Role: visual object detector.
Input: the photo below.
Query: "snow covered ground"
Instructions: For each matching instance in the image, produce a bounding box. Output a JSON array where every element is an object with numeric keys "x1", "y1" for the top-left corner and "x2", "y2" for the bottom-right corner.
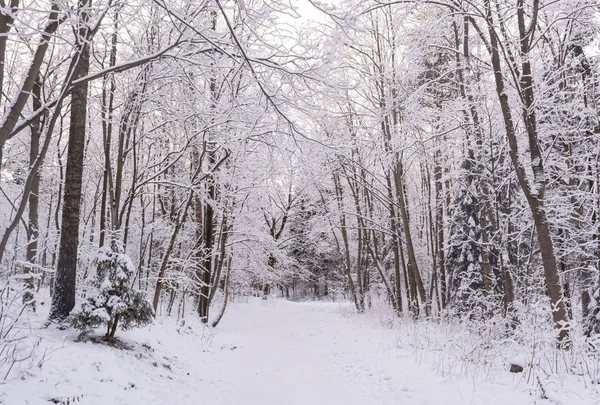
[{"x1": 2, "y1": 298, "x2": 598, "y2": 404}]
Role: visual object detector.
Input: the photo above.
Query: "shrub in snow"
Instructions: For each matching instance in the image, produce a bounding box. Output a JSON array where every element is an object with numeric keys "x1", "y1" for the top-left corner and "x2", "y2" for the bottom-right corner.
[
  {"x1": 70, "y1": 240, "x2": 154, "y2": 340},
  {"x1": 0, "y1": 282, "x2": 45, "y2": 380}
]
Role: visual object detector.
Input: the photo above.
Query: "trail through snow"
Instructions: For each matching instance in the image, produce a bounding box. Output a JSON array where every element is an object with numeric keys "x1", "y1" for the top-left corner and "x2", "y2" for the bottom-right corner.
[
  {"x1": 2, "y1": 299, "x2": 584, "y2": 404},
  {"x1": 191, "y1": 300, "x2": 535, "y2": 405}
]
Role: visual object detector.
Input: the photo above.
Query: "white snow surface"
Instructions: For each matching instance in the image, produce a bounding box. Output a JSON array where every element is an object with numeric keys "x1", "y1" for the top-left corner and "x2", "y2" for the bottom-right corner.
[{"x1": 2, "y1": 298, "x2": 597, "y2": 404}]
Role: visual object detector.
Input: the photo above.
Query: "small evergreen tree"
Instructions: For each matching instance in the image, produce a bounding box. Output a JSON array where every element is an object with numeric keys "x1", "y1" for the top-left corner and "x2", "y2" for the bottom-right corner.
[
  {"x1": 70, "y1": 240, "x2": 154, "y2": 340},
  {"x1": 447, "y1": 159, "x2": 485, "y2": 317}
]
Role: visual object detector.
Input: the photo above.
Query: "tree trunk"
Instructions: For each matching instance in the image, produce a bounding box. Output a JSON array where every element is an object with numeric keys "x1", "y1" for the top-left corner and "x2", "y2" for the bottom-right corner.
[
  {"x1": 99, "y1": 17, "x2": 118, "y2": 247},
  {"x1": 24, "y1": 76, "x2": 42, "y2": 309},
  {"x1": 333, "y1": 171, "x2": 361, "y2": 312},
  {"x1": 394, "y1": 163, "x2": 426, "y2": 314},
  {"x1": 49, "y1": 2, "x2": 91, "y2": 321},
  {"x1": 211, "y1": 256, "x2": 232, "y2": 327},
  {"x1": 197, "y1": 148, "x2": 216, "y2": 323},
  {"x1": 434, "y1": 151, "x2": 446, "y2": 309}
]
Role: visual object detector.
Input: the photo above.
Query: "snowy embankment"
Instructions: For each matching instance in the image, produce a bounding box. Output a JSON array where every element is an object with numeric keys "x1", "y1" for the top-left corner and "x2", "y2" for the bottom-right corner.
[{"x1": 2, "y1": 298, "x2": 598, "y2": 404}]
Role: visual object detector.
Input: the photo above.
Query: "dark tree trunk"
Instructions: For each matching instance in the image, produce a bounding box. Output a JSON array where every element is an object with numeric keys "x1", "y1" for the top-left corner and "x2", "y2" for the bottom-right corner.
[
  {"x1": 394, "y1": 164, "x2": 426, "y2": 315},
  {"x1": 197, "y1": 150, "x2": 216, "y2": 323},
  {"x1": 24, "y1": 76, "x2": 42, "y2": 309},
  {"x1": 49, "y1": 3, "x2": 91, "y2": 321},
  {"x1": 434, "y1": 153, "x2": 446, "y2": 309}
]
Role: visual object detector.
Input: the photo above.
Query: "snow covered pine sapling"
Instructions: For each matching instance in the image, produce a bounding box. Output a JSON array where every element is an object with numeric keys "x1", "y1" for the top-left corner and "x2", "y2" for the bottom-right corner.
[{"x1": 70, "y1": 241, "x2": 154, "y2": 340}]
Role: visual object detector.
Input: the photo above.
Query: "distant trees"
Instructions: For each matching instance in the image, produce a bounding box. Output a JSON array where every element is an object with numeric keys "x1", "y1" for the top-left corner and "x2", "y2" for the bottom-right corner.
[{"x1": 286, "y1": 198, "x2": 345, "y2": 299}]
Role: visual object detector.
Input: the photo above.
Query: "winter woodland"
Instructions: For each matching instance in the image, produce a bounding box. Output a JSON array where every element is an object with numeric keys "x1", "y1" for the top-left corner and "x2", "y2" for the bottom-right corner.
[{"x1": 1, "y1": 0, "x2": 600, "y2": 403}]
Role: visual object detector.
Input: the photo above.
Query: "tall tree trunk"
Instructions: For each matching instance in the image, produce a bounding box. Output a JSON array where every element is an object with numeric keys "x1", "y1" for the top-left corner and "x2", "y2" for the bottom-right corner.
[
  {"x1": 99, "y1": 14, "x2": 118, "y2": 247},
  {"x1": 333, "y1": 171, "x2": 361, "y2": 312},
  {"x1": 197, "y1": 149, "x2": 216, "y2": 323},
  {"x1": 385, "y1": 174, "x2": 404, "y2": 313},
  {"x1": 434, "y1": 149, "x2": 446, "y2": 309},
  {"x1": 394, "y1": 163, "x2": 426, "y2": 314},
  {"x1": 24, "y1": 76, "x2": 43, "y2": 309},
  {"x1": 347, "y1": 171, "x2": 367, "y2": 310},
  {"x1": 49, "y1": 1, "x2": 91, "y2": 321}
]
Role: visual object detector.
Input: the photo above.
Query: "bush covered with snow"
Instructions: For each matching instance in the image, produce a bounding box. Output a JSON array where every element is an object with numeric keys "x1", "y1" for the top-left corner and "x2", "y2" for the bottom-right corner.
[
  {"x1": 70, "y1": 241, "x2": 154, "y2": 340},
  {"x1": 0, "y1": 282, "x2": 46, "y2": 381},
  {"x1": 364, "y1": 294, "x2": 600, "y2": 403}
]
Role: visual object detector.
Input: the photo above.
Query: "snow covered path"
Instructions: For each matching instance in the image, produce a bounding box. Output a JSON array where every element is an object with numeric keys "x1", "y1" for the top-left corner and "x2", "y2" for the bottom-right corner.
[
  {"x1": 192, "y1": 300, "x2": 534, "y2": 405},
  {"x1": 2, "y1": 299, "x2": 578, "y2": 404}
]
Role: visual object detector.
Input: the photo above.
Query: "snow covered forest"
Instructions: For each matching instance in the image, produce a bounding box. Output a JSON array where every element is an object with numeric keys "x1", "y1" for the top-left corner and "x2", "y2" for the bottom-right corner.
[{"x1": 1, "y1": 0, "x2": 600, "y2": 403}]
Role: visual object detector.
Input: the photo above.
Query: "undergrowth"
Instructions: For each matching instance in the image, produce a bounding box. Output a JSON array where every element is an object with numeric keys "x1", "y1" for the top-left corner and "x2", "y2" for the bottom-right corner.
[{"x1": 361, "y1": 296, "x2": 600, "y2": 402}]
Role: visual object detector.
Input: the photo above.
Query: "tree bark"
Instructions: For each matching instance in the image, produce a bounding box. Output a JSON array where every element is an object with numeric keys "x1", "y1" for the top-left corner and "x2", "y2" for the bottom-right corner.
[
  {"x1": 49, "y1": 1, "x2": 91, "y2": 321},
  {"x1": 333, "y1": 171, "x2": 361, "y2": 312},
  {"x1": 197, "y1": 149, "x2": 216, "y2": 323},
  {"x1": 394, "y1": 164, "x2": 426, "y2": 314},
  {"x1": 211, "y1": 256, "x2": 232, "y2": 327},
  {"x1": 434, "y1": 150, "x2": 446, "y2": 309},
  {"x1": 24, "y1": 76, "x2": 42, "y2": 309}
]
